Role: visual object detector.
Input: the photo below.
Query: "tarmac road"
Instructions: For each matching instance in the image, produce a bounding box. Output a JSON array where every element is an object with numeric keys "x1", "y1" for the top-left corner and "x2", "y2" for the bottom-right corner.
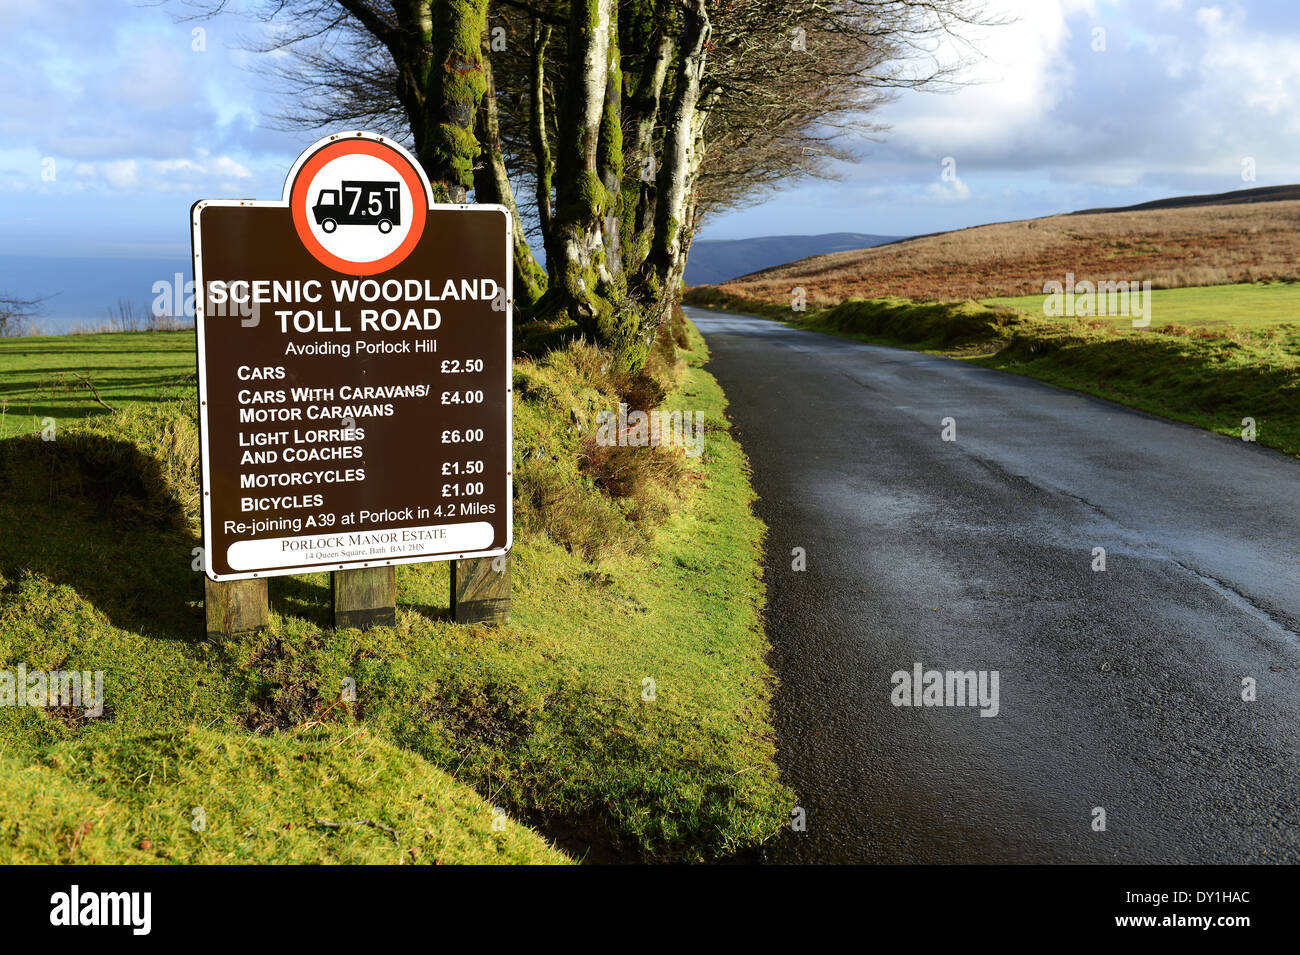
[{"x1": 687, "y1": 306, "x2": 1300, "y2": 864}]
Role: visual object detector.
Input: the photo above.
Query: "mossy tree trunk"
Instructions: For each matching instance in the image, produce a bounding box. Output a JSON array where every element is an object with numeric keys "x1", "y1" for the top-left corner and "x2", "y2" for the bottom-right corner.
[
  {"x1": 474, "y1": 41, "x2": 548, "y2": 311},
  {"x1": 539, "y1": 0, "x2": 711, "y2": 370},
  {"x1": 420, "y1": 0, "x2": 489, "y2": 201},
  {"x1": 638, "y1": 0, "x2": 710, "y2": 343},
  {"x1": 346, "y1": 0, "x2": 547, "y2": 308}
]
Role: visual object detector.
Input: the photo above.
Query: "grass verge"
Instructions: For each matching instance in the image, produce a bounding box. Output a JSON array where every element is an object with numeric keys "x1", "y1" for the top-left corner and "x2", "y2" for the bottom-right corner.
[{"x1": 0, "y1": 315, "x2": 791, "y2": 863}]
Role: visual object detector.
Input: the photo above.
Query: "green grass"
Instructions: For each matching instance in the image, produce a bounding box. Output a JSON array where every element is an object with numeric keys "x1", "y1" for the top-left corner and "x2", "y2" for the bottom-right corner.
[
  {"x1": 0, "y1": 330, "x2": 196, "y2": 440},
  {"x1": 0, "y1": 726, "x2": 568, "y2": 864},
  {"x1": 0, "y1": 321, "x2": 791, "y2": 863},
  {"x1": 983, "y1": 280, "x2": 1300, "y2": 332},
  {"x1": 684, "y1": 287, "x2": 1300, "y2": 458}
]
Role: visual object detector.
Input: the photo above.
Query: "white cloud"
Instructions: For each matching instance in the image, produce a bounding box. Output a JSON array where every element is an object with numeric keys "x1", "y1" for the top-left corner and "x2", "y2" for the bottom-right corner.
[
  {"x1": 210, "y1": 156, "x2": 253, "y2": 180},
  {"x1": 925, "y1": 177, "x2": 972, "y2": 201},
  {"x1": 52, "y1": 154, "x2": 257, "y2": 193},
  {"x1": 832, "y1": 0, "x2": 1300, "y2": 187},
  {"x1": 101, "y1": 159, "x2": 139, "y2": 190},
  {"x1": 1193, "y1": 5, "x2": 1228, "y2": 30},
  {"x1": 878, "y1": 0, "x2": 1089, "y2": 160},
  {"x1": 154, "y1": 159, "x2": 205, "y2": 176},
  {"x1": 1195, "y1": 4, "x2": 1300, "y2": 117}
]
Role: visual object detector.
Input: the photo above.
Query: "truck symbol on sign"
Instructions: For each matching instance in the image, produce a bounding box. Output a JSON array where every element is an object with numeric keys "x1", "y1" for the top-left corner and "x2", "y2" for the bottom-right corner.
[{"x1": 312, "y1": 181, "x2": 401, "y2": 234}]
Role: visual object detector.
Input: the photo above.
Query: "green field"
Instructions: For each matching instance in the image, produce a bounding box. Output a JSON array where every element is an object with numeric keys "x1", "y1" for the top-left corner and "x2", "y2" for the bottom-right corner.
[
  {"x1": 0, "y1": 322, "x2": 791, "y2": 863},
  {"x1": 0, "y1": 330, "x2": 197, "y2": 440},
  {"x1": 983, "y1": 280, "x2": 1300, "y2": 331}
]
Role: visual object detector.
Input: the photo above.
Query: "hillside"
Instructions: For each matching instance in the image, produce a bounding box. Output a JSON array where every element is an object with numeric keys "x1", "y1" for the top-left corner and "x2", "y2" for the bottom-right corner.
[
  {"x1": 683, "y1": 232, "x2": 902, "y2": 286},
  {"x1": 1070, "y1": 183, "x2": 1300, "y2": 214},
  {"x1": 705, "y1": 194, "x2": 1300, "y2": 306}
]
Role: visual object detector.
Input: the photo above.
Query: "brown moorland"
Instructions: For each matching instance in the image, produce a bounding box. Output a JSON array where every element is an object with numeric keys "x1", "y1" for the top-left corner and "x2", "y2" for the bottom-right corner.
[{"x1": 710, "y1": 199, "x2": 1300, "y2": 306}]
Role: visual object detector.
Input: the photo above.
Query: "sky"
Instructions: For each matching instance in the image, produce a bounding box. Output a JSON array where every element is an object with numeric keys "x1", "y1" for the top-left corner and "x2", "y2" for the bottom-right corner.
[{"x1": 1, "y1": 0, "x2": 1300, "y2": 260}]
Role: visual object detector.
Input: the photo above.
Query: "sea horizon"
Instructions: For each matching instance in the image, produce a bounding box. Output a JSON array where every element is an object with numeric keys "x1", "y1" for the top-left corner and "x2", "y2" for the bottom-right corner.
[{"x1": 0, "y1": 253, "x2": 193, "y2": 335}]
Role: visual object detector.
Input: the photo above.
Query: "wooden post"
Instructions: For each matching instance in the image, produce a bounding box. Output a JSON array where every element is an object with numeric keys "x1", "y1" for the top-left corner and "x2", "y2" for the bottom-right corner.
[
  {"x1": 451, "y1": 553, "x2": 510, "y2": 625},
  {"x1": 205, "y1": 577, "x2": 269, "y2": 641},
  {"x1": 332, "y1": 566, "x2": 397, "y2": 630}
]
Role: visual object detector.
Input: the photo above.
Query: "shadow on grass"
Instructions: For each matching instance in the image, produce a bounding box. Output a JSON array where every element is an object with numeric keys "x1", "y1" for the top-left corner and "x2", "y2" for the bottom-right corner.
[
  {"x1": 0, "y1": 431, "x2": 203, "y2": 642},
  {"x1": 270, "y1": 575, "x2": 332, "y2": 628},
  {"x1": 0, "y1": 434, "x2": 408, "y2": 637},
  {"x1": 398, "y1": 602, "x2": 452, "y2": 623},
  {"x1": 0, "y1": 370, "x2": 194, "y2": 391}
]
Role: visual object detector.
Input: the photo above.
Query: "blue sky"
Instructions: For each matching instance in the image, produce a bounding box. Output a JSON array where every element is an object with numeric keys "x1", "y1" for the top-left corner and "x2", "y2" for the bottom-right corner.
[{"x1": 2, "y1": 0, "x2": 1300, "y2": 258}]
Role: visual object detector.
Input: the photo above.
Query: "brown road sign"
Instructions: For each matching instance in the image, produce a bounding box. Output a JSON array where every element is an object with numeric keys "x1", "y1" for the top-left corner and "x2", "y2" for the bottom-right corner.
[{"x1": 192, "y1": 131, "x2": 512, "y2": 581}]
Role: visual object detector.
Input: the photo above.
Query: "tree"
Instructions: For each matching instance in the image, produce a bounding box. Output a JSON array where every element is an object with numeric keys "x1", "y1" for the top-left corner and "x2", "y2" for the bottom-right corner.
[
  {"x1": 184, "y1": 0, "x2": 996, "y2": 369},
  {"x1": 0, "y1": 295, "x2": 43, "y2": 337}
]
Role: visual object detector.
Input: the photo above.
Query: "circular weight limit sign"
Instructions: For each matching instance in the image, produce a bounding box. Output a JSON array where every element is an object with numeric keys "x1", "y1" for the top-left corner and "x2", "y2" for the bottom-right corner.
[{"x1": 290, "y1": 137, "x2": 428, "y2": 275}]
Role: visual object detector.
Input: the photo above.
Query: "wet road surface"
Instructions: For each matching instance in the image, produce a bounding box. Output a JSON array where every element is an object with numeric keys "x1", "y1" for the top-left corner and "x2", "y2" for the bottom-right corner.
[{"x1": 688, "y1": 307, "x2": 1300, "y2": 864}]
